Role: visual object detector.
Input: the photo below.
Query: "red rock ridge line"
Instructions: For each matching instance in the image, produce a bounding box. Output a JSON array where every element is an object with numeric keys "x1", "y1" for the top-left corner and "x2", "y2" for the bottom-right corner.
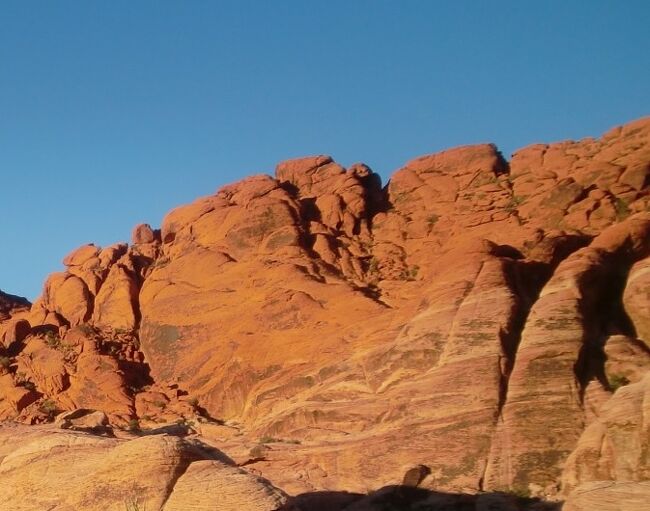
[{"x1": 0, "y1": 116, "x2": 649, "y2": 497}]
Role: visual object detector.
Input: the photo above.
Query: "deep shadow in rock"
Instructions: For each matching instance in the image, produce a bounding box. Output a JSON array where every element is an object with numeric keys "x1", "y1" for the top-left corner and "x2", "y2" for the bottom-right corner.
[
  {"x1": 282, "y1": 490, "x2": 364, "y2": 511},
  {"x1": 281, "y1": 485, "x2": 563, "y2": 511}
]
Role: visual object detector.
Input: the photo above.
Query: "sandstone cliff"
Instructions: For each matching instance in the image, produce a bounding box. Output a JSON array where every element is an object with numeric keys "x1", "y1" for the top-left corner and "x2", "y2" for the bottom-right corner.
[{"x1": 1, "y1": 117, "x2": 649, "y2": 508}]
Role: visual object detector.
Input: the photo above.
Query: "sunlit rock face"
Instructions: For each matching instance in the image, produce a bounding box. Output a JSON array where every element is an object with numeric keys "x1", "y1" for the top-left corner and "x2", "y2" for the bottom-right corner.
[{"x1": 1, "y1": 117, "x2": 649, "y2": 504}]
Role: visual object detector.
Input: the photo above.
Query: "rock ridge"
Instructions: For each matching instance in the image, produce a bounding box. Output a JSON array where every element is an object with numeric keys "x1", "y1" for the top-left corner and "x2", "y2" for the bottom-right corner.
[{"x1": 1, "y1": 116, "x2": 650, "y2": 506}]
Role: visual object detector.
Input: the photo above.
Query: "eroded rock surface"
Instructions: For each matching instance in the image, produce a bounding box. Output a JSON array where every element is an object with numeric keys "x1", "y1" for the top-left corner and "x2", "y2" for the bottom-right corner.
[
  {"x1": 561, "y1": 374, "x2": 650, "y2": 506},
  {"x1": 0, "y1": 421, "x2": 287, "y2": 511},
  {"x1": 1, "y1": 117, "x2": 650, "y2": 504}
]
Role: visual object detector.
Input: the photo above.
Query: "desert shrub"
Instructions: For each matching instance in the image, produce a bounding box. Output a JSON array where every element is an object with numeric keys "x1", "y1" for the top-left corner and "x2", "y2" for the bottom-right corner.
[
  {"x1": 367, "y1": 257, "x2": 379, "y2": 274},
  {"x1": 614, "y1": 198, "x2": 631, "y2": 220},
  {"x1": 77, "y1": 323, "x2": 94, "y2": 335},
  {"x1": 427, "y1": 214, "x2": 439, "y2": 227},
  {"x1": 45, "y1": 331, "x2": 61, "y2": 349},
  {"x1": 608, "y1": 373, "x2": 630, "y2": 391},
  {"x1": 403, "y1": 265, "x2": 419, "y2": 280},
  {"x1": 259, "y1": 436, "x2": 281, "y2": 444},
  {"x1": 124, "y1": 497, "x2": 146, "y2": 511},
  {"x1": 39, "y1": 399, "x2": 58, "y2": 419},
  {"x1": 249, "y1": 444, "x2": 268, "y2": 459},
  {"x1": 505, "y1": 195, "x2": 525, "y2": 212},
  {"x1": 0, "y1": 356, "x2": 11, "y2": 371},
  {"x1": 152, "y1": 255, "x2": 171, "y2": 269},
  {"x1": 175, "y1": 418, "x2": 195, "y2": 428}
]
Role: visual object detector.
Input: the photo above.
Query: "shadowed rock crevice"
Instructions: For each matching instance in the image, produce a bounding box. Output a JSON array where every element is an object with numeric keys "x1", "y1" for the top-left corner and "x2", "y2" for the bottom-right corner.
[
  {"x1": 574, "y1": 236, "x2": 650, "y2": 400},
  {"x1": 283, "y1": 486, "x2": 561, "y2": 511},
  {"x1": 495, "y1": 259, "x2": 550, "y2": 418},
  {"x1": 493, "y1": 233, "x2": 593, "y2": 420},
  {"x1": 574, "y1": 259, "x2": 632, "y2": 396}
]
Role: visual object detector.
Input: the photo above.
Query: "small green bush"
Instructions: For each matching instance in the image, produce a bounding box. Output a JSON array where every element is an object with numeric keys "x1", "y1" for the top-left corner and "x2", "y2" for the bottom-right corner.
[
  {"x1": 259, "y1": 436, "x2": 281, "y2": 444},
  {"x1": 608, "y1": 373, "x2": 630, "y2": 391},
  {"x1": 23, "y1": 381, "x2": 37, "y2": 391},
  {"x1": 175, "y1": 418, "x2": 195, "y2": 428},
  {"x1": 77, "y1": 323, "x2": 94, "y2": 335},
  {"x1": 505, "y1": 195, "x2": 525, "y2": 212},
  {"x1": 0, "y1": 356, "x2": 11, "y2": 371},
  {"x1": 124, "y1": 497, "x2": 146, "y2": 511},
  {"x1": 399, "y1": 265, "x2": 419, "y2": 281},
  {"x1": 614, "y1": 198, "x2": 631, "y2": 220},
  {"x1": 249, "y1": 444, "x2": 268, "y2": 459},
  {"x1": 45, "y1": 331, "x2": 61, "y2": 349},
  {"x1": 39, "y1": 399, "x2": 58, "y2": 418},
  {"x1": 427, "y1": 214, "x2": 439, "y2": 227},
  {"x1": 152, "y1": 256, "x2": 171, "y2": 269}
]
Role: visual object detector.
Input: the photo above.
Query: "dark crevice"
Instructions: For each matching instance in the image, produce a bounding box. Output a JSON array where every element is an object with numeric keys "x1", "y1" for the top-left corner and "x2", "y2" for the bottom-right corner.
[
  {"x1": 496, "y1": 259, "x2": 554, "y2": 418},
  {"x1": 238, "y1": 456, "x2": 267, "y2": 467},
  {"x1": 574, "y1": 253, "x2": 636, "y2": 397},
  {"x1": 118, "y1": 358, "x2": 154, "y2": 391},
  {"x1": 360, "y1": 171, "x2": 385, "y2": 222},
  {"x1": 299, "y1": 197, "x2": 321, "y2": 223},
  {"x1": 278, "y1": 180, "x2": 300, "y2": 198},
  {"x1": 282, "y1": 486, "x2": 561, "y2": 511},
  {"x1": 82, "y1": 281, "x2": 95, "y2": 324},
  {"x1": 573, "y1": 183, "x2": 598, "y2": 205},
  {"x1": 352, "y1": 284, "x2": 392, "y2": 308},
  {"x1": 493, "y1": 233, "x2": 592, "y2": 418},
  {"x1": 493, "y1": 145, "x2": 511, "y2": 177}
]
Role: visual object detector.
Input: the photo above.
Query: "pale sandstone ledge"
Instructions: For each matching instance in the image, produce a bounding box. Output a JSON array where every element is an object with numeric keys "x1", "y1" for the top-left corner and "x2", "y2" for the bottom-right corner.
[{"x1": 0, "y1": 421, "x2": 287, "y2": 511}]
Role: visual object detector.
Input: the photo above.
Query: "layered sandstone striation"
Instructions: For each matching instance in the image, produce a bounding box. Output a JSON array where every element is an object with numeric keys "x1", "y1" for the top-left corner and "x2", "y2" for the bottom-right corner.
[
  {"x1": 1, "y1": 117, "x2": 649, "y2": 504},
  {"x1": 0, "y1": 420, "x2": 287, "y2": 510},
  {"x1": 561, "y1": 375, "x2": 650, "y2": 510}
]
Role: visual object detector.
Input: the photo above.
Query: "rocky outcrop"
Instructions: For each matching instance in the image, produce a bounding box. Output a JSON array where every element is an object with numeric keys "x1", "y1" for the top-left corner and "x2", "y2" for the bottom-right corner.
[
  {"x1": 0, "y1": 290, "x2": 30, "y2": 348},
  {"x1": 561, "y1": 374, "x2": 650, "y2": 510},
  {"x1": 563, "y1": 481, "x2": 650, "y2": 511},
  {"x1": 485, "y1": 214, "x2": 650, "y2": 493},
  {"x1": 1, "y1": 116, "x2": 650, "y2": 502},
  {"x1": 561, "y1": 374, "x2": 650, "y2": 498},
  {"x1": 624, "y1": 256, "x2": 650, "y2": 342},
  {"x1": 0, "y1": 290, "x2": 29, "y2": 322},
  {"x1": 0, "y1": 421, "x2": 287, "y2": 510}
]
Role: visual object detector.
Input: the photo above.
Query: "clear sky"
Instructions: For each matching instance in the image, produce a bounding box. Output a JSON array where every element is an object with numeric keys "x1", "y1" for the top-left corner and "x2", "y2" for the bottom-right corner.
[{"x1": 1, "y1": 1, "x2": 649, "y2": 300}]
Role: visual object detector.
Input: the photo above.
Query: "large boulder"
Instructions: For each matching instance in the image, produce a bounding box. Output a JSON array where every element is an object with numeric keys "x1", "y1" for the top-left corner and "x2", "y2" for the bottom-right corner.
[{"x1": 0, "y1": 423, "x2": 287, "y2": 510}]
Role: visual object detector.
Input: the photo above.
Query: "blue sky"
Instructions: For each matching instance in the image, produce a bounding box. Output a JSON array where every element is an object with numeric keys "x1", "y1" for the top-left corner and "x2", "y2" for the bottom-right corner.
[{"x1": 1, "y1": 1, "x2": 649, "y2": 300}]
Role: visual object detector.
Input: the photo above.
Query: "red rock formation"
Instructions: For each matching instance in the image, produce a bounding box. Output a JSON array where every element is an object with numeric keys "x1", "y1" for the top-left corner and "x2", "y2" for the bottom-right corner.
[{"x1": 1, "y1": 116, "x2": 649, "y2": 502}]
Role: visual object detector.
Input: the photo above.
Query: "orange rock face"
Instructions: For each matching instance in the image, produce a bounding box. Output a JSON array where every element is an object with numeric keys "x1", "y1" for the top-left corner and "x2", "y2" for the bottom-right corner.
[{"x1": 1, "y1": 116, "x2": 650, "y2": 502}]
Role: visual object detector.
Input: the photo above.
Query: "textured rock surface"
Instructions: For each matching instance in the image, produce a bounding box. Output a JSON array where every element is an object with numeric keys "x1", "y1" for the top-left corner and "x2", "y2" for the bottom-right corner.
[
  {"x1": 561, "y1": 374, "x2": 650, "y2": 493},
  {"x1": 624, "y1": 256, "x2": 650, "y2": 342},
  {"x1": 1, "y1": 117, "x2": 650, "y2": 504},
  {"x1": 0, "y1": 290, "x2": 29, "y2": 322},
  {"x1": 0, "y1": 422, "x2": 287, "y2": 511},
  {"x1": 563, "y1": 481, "x2": 650, "y2": 511},
  {"x1": 485, "y1": 215, "x2": 650, "y2": 493}
]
